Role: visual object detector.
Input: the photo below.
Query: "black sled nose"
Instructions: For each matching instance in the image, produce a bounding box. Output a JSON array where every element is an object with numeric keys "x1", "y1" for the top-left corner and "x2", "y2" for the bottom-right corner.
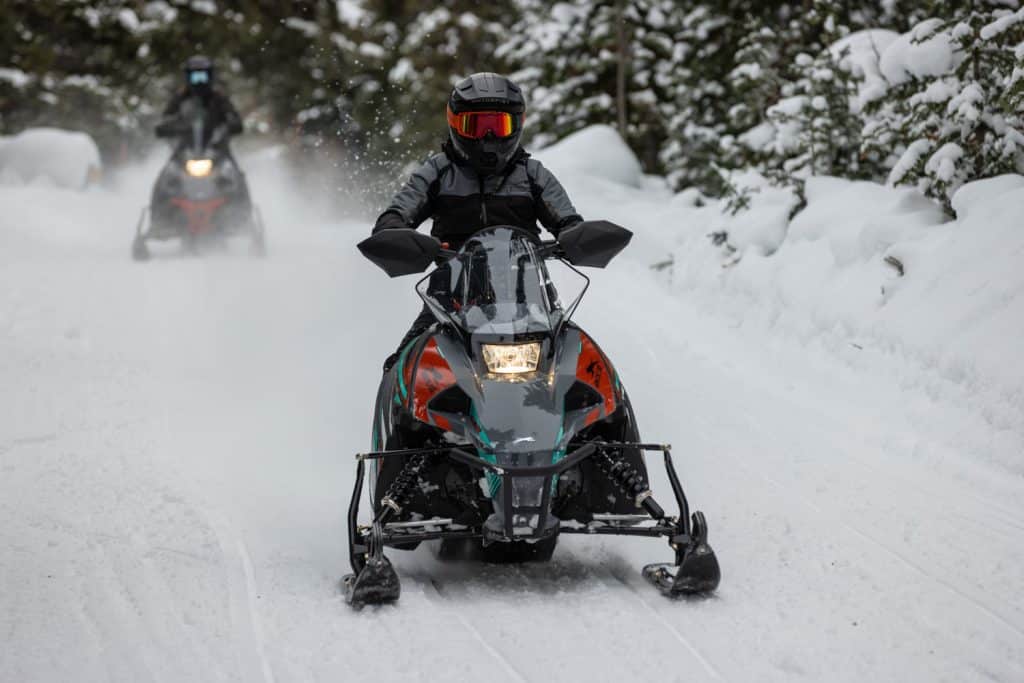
[
  {"x1": 342, "y1": 555, "x2": 401, "y2": 607},
  {"x1": 643, "y1": 510, "x2": 721, "y2": 595}
]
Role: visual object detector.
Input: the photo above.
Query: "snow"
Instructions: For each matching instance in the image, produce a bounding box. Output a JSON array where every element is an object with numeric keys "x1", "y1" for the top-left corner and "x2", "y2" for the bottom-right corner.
[
  {"x1": 925, "y1": 142, "x2": 963, "y2": 182},
  {"x1": 888, "y1": 138, "x2": 932, "y2": 185},
  {"x1": 0, "y1": 67, "x2": 31, "y2": 88},
  {"x1": 980, "y1": 8, "x2": 1024, "y2": 41},
  {"x1": 0, "y1": 127, "x2": 102, "y2": 189},
  {"x1": 190, "y1": 0, "x2": 217, "y2": 16},
  {"x1": 532, "y1": 124, "x2": 645, "y2": 188},
  {"x1": 283, "y1": 17, "x2": 320, "y2": 37},
  {"x1": 2, "y1": 126, "x2": 1024, "y2": 681},
  {"x1": 336, "y1": 0, "x2": 367, "y2": 29},
  {"x1": 879, "y1": 19, "x2": 959, "y2": 87},
  {"x1": 828, "y1": 29, "x2": 899, "y2": 107}
]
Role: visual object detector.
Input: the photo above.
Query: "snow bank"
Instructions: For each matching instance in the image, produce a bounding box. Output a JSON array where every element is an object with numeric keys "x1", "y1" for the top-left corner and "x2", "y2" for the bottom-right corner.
[
  {"x1": 0, "y1": 128, "x2": 102, "y2": 190},
  {"x1": 662, "y1": 173, "x2": 1024, "y2": 471},
  {"x1": 532, "y1": 124, "x2": 644, "y2": 189},
  {"x1": 788, "y1": 176, "x2": 942, "y2": 265}
]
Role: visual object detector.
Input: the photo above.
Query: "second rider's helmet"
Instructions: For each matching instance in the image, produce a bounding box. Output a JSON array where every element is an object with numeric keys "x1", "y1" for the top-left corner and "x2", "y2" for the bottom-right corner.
[
  {"x1": 184, "y1": 55, "x2": 214, "y2": 95},
  {"x1": 446, "y1": 73, "x2": 526, "y2": 176}
]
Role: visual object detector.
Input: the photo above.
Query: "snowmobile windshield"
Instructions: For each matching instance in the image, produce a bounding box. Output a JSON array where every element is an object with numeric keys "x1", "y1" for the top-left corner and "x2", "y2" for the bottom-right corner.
[
  {"x1": 417, "y1": 227, "x2": 562, "y2": 338},
  {"x1": 175, "y1": 98, "x2": 215, "y2": 155}
]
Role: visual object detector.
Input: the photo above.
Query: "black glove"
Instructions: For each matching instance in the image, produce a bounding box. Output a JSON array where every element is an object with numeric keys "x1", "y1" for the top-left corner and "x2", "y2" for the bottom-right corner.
[
  {"x1": 155, "y1": 118, "x2": 179, "y2": 138},
  {"x1": 209, "y1": 124, "x2": 227, "y2": 149},
  {"x1": 372, "y1": 211, "x2": 408, "y2": 233}
]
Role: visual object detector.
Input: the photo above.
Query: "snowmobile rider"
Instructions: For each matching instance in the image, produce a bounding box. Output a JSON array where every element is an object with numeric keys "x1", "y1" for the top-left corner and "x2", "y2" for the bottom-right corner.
[
  {"x1": 155, "y1": 55, "x2": 242, "y2": 152},
  {"x1": 375, "y1": 72, "x2": 583, "y2": 372}
]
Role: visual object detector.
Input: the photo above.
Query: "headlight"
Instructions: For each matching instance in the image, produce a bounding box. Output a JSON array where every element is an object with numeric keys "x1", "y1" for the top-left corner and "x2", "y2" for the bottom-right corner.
[
  {"x1": 185, "y1": 158, "x2": 213, "y2": 177},
  {"x1": 481, "y1": 342, "x2": 541, "y2": 374}
]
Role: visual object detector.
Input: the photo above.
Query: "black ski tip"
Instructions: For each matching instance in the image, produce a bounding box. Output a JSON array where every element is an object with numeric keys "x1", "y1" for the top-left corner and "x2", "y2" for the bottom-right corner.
[
  {"x1": 643, "y1": 544, "x2": 721, "y2": 597},
  {"x1": 671, "y1": 541, "x2": 721, "y2": 594},
  {"x1": 342, "y1": 556, "x2": 402, "y2": 608},
  {"x1": 643, "y1": 509, "x2": 721, "y2": 597}
]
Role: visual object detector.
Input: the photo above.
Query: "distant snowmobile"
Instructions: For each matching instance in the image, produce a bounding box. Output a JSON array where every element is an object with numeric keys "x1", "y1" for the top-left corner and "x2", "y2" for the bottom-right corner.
[
  {"x1": 132, "y1": 98, "x2": 265, "y2": 260},
  {"x1": 344, "y1": 222, "x2": 721, "y2": 606}
]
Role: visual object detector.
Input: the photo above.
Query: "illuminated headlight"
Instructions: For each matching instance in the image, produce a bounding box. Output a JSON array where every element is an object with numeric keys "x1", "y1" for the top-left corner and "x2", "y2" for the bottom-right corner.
[
  {"x1": 185, "y1": 158, "x2": 213, "y2": 177},
  {"x1": 481, "y1": 342, "x2": 541, "y2": 374}
]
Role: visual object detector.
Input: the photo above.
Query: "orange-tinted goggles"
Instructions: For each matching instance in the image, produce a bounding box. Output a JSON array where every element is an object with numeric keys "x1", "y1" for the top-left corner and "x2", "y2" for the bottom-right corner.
[{"x1": 447, "y1": 107, "x2": 520, "y2": 139}]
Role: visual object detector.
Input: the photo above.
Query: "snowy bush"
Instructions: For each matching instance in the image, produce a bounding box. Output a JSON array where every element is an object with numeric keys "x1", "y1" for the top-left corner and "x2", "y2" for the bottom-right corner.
[
  {"x1": 531, "y1": 124, "x2": 644, "y2": 188},
  {"x1": 864, "y1": 5, "x2": 1024, "y2": 213}
]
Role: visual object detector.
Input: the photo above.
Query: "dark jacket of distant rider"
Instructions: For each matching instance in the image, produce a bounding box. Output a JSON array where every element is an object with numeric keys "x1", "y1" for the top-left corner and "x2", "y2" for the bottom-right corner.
[
  {"x1": 373, "y1": 72, "x2": 583, "y2": 371},
  {"x1": 156, "y1": 55, "x2": 242, "y2": 150}
]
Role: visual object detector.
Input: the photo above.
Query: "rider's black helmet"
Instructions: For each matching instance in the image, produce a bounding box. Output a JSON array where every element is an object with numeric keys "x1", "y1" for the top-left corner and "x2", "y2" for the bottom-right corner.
[
  {"x1": 184, "y1": 55, "x2": 214, "y2": 94},
  {"x1": 447, "y1": 73, "x2": 526, "y2": 175}
]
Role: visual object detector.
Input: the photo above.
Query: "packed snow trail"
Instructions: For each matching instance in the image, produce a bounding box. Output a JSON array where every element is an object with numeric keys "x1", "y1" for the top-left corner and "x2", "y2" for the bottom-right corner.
[{"x1": 1, "y1": 154, "x2": 1023, "y2": 682}]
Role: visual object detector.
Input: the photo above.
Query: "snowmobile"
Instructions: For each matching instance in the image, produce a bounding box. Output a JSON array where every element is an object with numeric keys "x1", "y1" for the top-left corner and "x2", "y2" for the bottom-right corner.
[
  {"x1": 343, "y1": 222, "x2": 721, "y2": 606},
  {"x1": 132, "y1": 99, "x2": 265, "y2": 260}
]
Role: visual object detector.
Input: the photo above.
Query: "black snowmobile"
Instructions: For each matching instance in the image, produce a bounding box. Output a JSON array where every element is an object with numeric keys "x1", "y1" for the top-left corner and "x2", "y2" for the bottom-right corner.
[
  {"x1": 344, "y1": 222, "x2": 720, "y2": 606},
  {"x1": 132, "y1": 99, "x2": 265, "y2": 260}
]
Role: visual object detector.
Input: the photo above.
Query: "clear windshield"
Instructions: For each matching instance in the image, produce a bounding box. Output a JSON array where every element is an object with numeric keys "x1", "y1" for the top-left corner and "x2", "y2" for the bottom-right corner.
[
  {"x1": 417, "y1": 227, "x2": 563, "y2": 337},
  {"x1": 177, "y1": 98, "x2": 212, "y2": 154}
]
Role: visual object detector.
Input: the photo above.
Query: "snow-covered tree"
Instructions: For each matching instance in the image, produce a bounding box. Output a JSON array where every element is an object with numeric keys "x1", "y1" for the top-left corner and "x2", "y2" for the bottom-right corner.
[
  {"x1": 657, "y1": 4, "x2": 733, "y2": 191},
  {"x1": 504, "y1": 0, "x2": 693, "y2": 173},
  {"x1": 871, "y1": 3, "x2": 1024, "y2": 212},
  {"x1": 383, "y1": 3, "x2": 512, "y2": 155}
]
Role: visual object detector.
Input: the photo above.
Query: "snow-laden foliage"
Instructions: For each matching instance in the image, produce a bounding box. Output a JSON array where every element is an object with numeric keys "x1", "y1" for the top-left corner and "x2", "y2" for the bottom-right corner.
[
  {"x1": 4, "y1": 0, "x2": 1023, "y2": 215},
  {"x1": 864, "y1": 3, "x2": 1024, "y2": 210},
  {"x1": 502, "y1": 0, "x2": 691, "y2": 173}
]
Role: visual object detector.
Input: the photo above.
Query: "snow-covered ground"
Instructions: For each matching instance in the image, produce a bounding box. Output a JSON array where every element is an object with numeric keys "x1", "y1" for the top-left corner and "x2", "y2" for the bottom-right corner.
[{"x1": 2, "y1": 132, "x2": 1023, "y2": 682}]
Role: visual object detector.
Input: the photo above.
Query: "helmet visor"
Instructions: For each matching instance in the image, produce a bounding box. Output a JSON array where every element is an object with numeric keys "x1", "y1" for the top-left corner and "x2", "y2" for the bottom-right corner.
[
  {"x1": 188, "y1": 70, "x2": 210, "y2": 85},
  {"x1": 447, "y1": 107, "x2": 519, "y2": 139}
]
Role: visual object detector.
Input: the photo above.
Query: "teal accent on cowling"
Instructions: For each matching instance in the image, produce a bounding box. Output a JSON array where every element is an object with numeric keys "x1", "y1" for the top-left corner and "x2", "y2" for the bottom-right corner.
[
  {"x1": 550, "y1": 424, "x2": 566, "y2": 494},
  {"x1": 476, "y1": 447, "x2": 500, "y2": 497},
  {"x1": 486, "y1": 472, "x2": 501, "y2": 497},
  {"x1": 396, "y1": 339, "x2": 416, "y2": 400},
  {"x1": 468, "y1": 403, "x2": 500, "y2": 497}
]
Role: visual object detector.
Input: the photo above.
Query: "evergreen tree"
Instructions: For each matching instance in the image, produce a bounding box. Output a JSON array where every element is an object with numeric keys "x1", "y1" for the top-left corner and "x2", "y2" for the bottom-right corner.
[
  {"x1": 657, "y1": 3, "x2": 734, "y2": 192},
  {"x1": 504, "y1": 0, "x2": 692, "y2": 174},
  {"x1": 874, "y1": 3, "x2": 1024, "y2": 212},
  {"x1": 379, "y1": 1, "x2": 514, "y2": 161}
]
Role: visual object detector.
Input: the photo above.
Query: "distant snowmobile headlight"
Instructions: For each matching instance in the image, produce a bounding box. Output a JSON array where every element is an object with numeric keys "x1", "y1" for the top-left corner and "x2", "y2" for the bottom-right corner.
[
  {"x1": 185, "y1": 158, "x2": 213, "y2": 177},
  {"x1": 481, "y1": 342, "x2": 541, "y2": 374}
]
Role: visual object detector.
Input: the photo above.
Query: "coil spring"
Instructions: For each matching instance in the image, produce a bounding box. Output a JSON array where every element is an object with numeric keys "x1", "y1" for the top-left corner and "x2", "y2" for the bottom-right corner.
[
  {"x1": 380, "y1": 452, "x2": 430, "y2": 518},
  {"x1": 593, "y1": 447, "x2": 647, "y2": 500}
]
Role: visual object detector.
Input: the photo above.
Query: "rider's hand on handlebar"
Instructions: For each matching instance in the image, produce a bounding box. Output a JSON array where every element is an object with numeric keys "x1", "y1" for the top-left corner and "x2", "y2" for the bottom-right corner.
[{"x1": 372, "y1": 212, "x2": 407, "y2": 233}]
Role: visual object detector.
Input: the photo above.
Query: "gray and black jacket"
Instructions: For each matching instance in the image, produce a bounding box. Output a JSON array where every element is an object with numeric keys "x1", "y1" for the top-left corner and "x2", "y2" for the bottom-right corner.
[{"x1": 374, "y1": 144, "x2": 582, "y2": 247}]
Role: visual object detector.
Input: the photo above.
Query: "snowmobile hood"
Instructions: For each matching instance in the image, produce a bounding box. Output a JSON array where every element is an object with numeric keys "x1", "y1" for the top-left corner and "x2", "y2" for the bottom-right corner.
[{"x1": 405, "y1": 326, "x2": 620, "y2": 464}]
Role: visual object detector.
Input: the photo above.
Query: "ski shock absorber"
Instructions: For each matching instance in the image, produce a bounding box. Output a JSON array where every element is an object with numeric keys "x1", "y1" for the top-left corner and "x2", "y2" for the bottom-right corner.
[
  {"x1": 593, "y1": 445, "x2": 665, "y2": 520},
  {"x1": 377, "y1": 452, "x2": 430, "y2": 524}
]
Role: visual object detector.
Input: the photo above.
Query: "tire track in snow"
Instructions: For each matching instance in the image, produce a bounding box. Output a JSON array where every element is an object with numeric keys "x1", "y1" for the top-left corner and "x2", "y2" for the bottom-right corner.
[
  {"x1": 746, "y1": 415, "x2": 1024, "y2": 638},
  {"x1": 408, "y1": 573, "x2": 527, "y2": 683},
  {"x1": 410, "y1": 558, "x2": 725, "y2": 682},
  {"x1": 207, "y1": 510, "x2": 276, "y2": 683},
  {"x1": 731, "y1": 450, "x2": 1024, "y2": 642},
  {"x1": 604, "y1": 568, "x2": 724, "y2": 681}
]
